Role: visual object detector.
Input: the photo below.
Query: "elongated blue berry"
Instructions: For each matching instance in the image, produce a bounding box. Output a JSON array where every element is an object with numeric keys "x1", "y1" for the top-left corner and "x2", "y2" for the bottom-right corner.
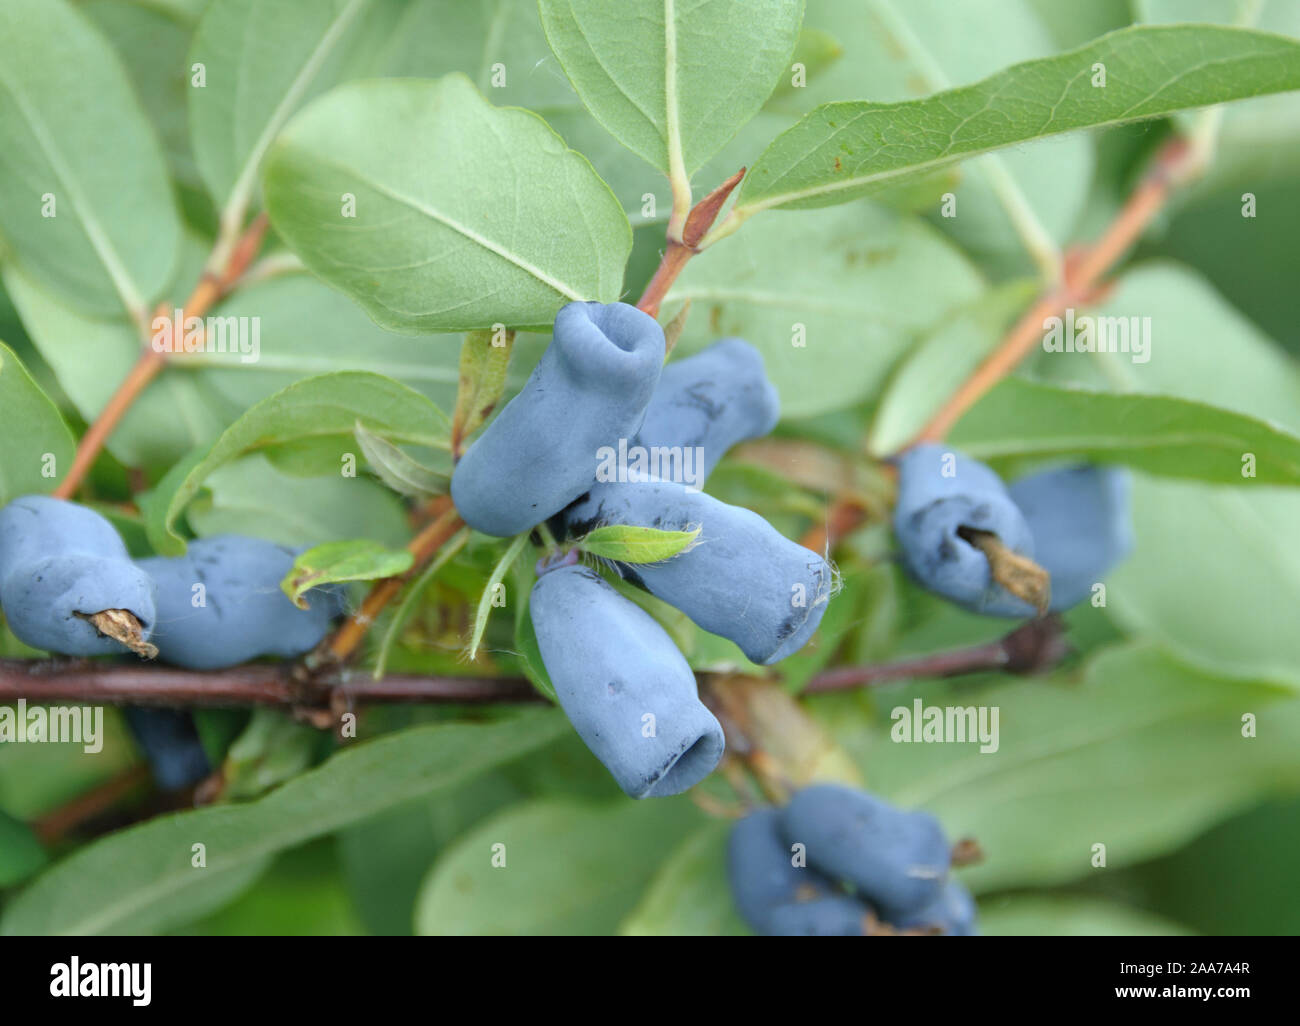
[
  {"x1": 634, "y1": 338, "x2": 779, "y2": 485},
  {"x1": 893, "y1": 444, "x2": 1037, "y2": 617},
  {"x1": 452, "y1": 301, "x2": 665, "y2": 536},
  {"x1": 0, "y1": 495, "x2": 156, "y2": 656},
  {"x1": 565, "y1": 481, "x2": 832, "y2": 664},
  {"x1": 767, "y1": 895, "x2": 871, "y2": 936},
  {"x1": 727, "y1": 807, "x2": 836, "y2": 933},
  {"x1": 123, "y1": 708, "x2": 211, "y2": 791},
  {"x1": 894, "y1": 879, "x2": 978, "y2": 936},
  {"x1": 1008, "y1": 464, "x2": 1133, "y2": 611},
  {"x1": 137, "y1": 536, "x2": 345, "y2": 670},
  {"x1": 780, "y1": 784, "x2": 950, "y2": 917},
  {"x1": 530, "y1": 564, "x2": 723, "y2": 799}
]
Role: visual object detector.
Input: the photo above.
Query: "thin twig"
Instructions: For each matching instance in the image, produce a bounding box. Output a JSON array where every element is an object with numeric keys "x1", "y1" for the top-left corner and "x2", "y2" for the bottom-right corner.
[
  {"x1": 53, "y1": 215, "x2": 271, "y2": 499},
  {"x1": 803, "y1": 615, "x2": 1067, "y2": 692},
  {"x1": 907, "y1": 137, "x2": 1196, "y2": 447},
  {"x1": 0, "y1": 658, "x2": 539, "y2": 709}
]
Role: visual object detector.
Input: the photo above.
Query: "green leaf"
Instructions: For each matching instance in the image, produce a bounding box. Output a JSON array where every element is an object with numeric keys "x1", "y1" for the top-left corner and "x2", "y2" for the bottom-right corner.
[
  {"x1": 577, "y1": 524, "x2": 700, "y2": 563},
  {"x1": 185, "y1": 455, "x2": 411, "y2": 550},
  {"x1": 354, "y1": 422, "x2": 448, "y2": 499},
  {"x1": 263, "y1": 74, "x2": 631, "y2": 333},
  {"x1": 365, "y1": 0, "x2": 660, "y2": 225},
  {"x1": 189, "y1": 0, "x2": 373, "y2": 223},
  {"x1": 3, "y1": 249, "x2": 235, "y2": 469},
  {"x1": 415, "y1": 797, "x2": 702, "y2": 935},
  {"x1": 468, "y1": 532, "x2": 531, "y2": 660},
  {"x1": 538, "y1": 0, "x2": 804, "y2": 176},
  {"x1": 337, "y1": 773, "x2": 527, "y2": 936},
  {"x1": 1024, "y1": 262, "x2": 1300, "y2": 432},
  {"x1": 1108, "y1": 476, "x2": 1300, "y2": 690},
  {"x1": 1136, "y1": 0, "x2": 1300, "y2": 191},
  {"x1": 619, "y1": 820, "x2": 748, "y2": 936},
  {"x1": 980, "y1": 895, "x2": 1192, "y2": 936},
  {"x1": 767, "y1": 26, "x2": 843, "y2": 107},
  {"x1": 868, "y1": 280, "x2": 1038, "y2": 457},
  {"x1": 452, "y1": 329, "x2": 514, "y2": 455},
  {"x1": 192, "y1": 272, "x2": 478, "y2": 416},
  {"x1": 281, "y1": 540, "x2": 413, "y2": 610},
  {"x1": 666, "y1": 204, "x2": 984, "y2": 417},
  {"x1": 846, "y1": 643, "x2": 1300, "y2": 893},
  {"x1": 83, "y1": 0, "x2": 206, "y2": 193},
  {"x1": 0, "y1": 809, "x2": 46, "y2": 888},
  {"x1": 1, "y1": 712, "x2": 566, "y2": 935},
  {"x1": 173, "y1": 841, "x2": 364, "y2": 936},
  {"x1": 727, "y1": 25, "x2": 1300, "y2": 224},
  {"x1": 0, "y1": 341, "x2": 75, "y2": 504},
  {"x1": 142, "y1": 372, "x2": 447, "y2": 554},
  {"x1": 787, "y1": 0, "x2": 1094, "y2": 276},
  {"x1": 948, "y1": 377, "x2": 1300, "y2": 485},
  {"x1": 0, "y1": 0, "x2": 182, "y2": 317},
  {"x1": 220, "y1": 710, "x2": 322, "y2": 802}
]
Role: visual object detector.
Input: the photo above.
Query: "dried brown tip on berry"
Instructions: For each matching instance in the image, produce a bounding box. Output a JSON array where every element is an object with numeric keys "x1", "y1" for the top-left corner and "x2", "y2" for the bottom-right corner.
[
  {"x1": 79, "y1": 609, "x2": 158, "y2": 659},
  {"x1": 958, "y1": 528, "x2": 1051, "y2": 614}
]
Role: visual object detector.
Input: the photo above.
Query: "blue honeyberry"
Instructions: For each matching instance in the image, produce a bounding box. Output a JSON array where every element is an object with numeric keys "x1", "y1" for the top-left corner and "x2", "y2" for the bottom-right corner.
[
  {"x1": 451, "y1": 301, "x2": 665, "y2": 537},
  {"x1": 122, "y1": 707, "x2": 211, "y2": 792},
  {"x1": 564, "y1": 481, "x2": 832, "y2": 665},
  {"x1": 137, "y1": 535, "x2": 346, "y2": 670},
  {"x1": 892, "y1": 444, "x2": 1037, "y2": 617},
  {"x1": 779, "y1": 784, "x2": 950, "y2": 918},
  {"x1": 893, "y1": 879, "x2": 979, "y2": 936},
  {"x1": 633, "y1": 338, "x2": 779, "y2": 486},
  {"x1": 0, "y1": 495, "x2": 157, "y2": 656},
  {"x1": 726, "y1": 807, "x2": 837, "y2": 933},
  {"x1": 529, "y1": 564, "x2": 724, "y2": 799},
  {"x1": 767, "y1": 895, "x2": 872, "y2": 937},
  {"x1": 1008, "y1": 464, "x2": 1134, "y2": 612}
]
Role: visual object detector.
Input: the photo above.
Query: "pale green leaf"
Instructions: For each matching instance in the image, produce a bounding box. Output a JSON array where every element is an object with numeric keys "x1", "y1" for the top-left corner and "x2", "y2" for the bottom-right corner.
[
  {"x1": 263, "y1": 74, "x2": 631, "y2": 333},
  {"x1": 0, "y1": 0, "x2": 182, "y2": 317},
  {"x1": 281, "y1": 539, "x2": 413, "y2": 609},
  {"x1": 845, "y1": 644, "x2": 1300, "y2": 892},
  {"x1": 767, "y1": 27, "x2": 843, "y2": 107},
  {"x1": 354, "y1": 422, "x2": 448, "y2": 499},
  {"x1": 578, "y1": 524, "x2": 700, "y2": 563},
  {"x1": 0, "y1": 341, "x2": 75, "y2": 504},
  {"x1": 189, "y1": 0, "x2": 373, "y2": 220},
  {"x1": 538, "y1": 0, "x2": 803, "y2": 176},
  {"x1": 949, "y1": 377, "x2": 1300, "y2": 485},
  {"x1": 185, "y1": 455, "x2": 411, "y2": 551},
  {"x1": 0, "y1": 810, "x2": 46, "y2": 888},
  {"x1": 3, "y1": 246, "x2": 235, "y2": 469},
  {"x1": 141, "y1": 371, "x2": 449, "y2": 554},
  {"x1": 415, "y1": 797, "x2": 702, "y2": 934},
  {"x1": 468, "y1": 532, "x2": 531, "y2": 659},
  {"x1": 452, "y1": 329, "x2": 514, "y2": 455},
  {"x1": 666, "y1": 204, "x2": 984, "y2": 417},
  {"x1": 190, "y1": 272, "x2": 500, "y2": 414},
  {"x1": 1108, "y1": 477, "x2": 1300, "y2": 690},
  {"x1": 868, "y1": 280, "x2": 1038, "y2": 457},
  {"x1": 729, "y1": 25, "x2": 1300, "y2": 224},
  {"x1": 787, "y1": 0, "x2": 1093, "y2": 276},
  {"x1": 1, "y1": 712, "x2": 565, "y2": 935},
  {"x1": 619, "y1": 820, "x2": 748, "y2": 936},
  {"x1": 980, "y1": 895, "x2": 1192, "y2": 936}
]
